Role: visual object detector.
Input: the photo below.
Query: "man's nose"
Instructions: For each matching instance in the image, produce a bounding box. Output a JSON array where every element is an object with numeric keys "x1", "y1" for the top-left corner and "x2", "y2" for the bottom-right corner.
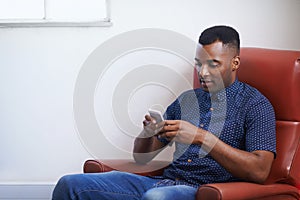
[{"x1": 199, "y1": 65, "x2": 209, "y2": 77}]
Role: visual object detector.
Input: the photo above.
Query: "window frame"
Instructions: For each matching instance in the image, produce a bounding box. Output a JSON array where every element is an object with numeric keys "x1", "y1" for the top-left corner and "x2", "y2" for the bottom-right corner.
[{"x1": 0, "y1": 0, "x2": 112, "y2": 27}]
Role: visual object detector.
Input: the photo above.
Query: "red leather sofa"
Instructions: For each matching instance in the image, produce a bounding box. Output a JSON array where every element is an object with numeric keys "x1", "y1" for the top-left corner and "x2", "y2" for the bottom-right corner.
[{"x1": 84, "y1": 48, "x2": 300, "y2": 200}]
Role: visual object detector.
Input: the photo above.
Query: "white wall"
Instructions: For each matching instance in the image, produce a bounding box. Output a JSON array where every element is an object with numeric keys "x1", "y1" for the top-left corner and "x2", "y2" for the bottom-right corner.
[{"x1": 0, "y1": 0, "x2": 299, "y2": 198}]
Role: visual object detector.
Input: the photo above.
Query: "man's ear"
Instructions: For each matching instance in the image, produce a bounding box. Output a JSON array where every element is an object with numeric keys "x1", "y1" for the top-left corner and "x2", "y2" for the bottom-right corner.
[{"x1": 232, "y1": 56, "x2": 240, "y2": 71}]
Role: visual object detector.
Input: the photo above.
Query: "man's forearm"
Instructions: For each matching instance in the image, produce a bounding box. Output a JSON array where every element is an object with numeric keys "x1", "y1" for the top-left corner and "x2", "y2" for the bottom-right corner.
[
  {"x1": 133, "y1": 131, "x2": 165, "y2": 164},
  {"x1": 133, "y1": 132, "x2": 155, "y2": 153},
  {"x1": 201, "y1": 131, "x2": 274, "y2": 183}
]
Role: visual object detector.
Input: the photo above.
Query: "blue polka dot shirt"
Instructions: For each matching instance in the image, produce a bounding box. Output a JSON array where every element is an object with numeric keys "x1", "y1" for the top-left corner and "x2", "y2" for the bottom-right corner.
[{"x1": 157, "y1": 79, "x2": 276, "y2": 187}]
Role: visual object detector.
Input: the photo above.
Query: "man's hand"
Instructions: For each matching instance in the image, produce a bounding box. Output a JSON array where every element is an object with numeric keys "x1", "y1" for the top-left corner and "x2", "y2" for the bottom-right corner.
[
  {"x1": 133, "y1": 115, "x2": 167, "y2": 164},
  {"x1": 141, "y1": 115, "x2": 165, "y2": 138},
  {"x1": 158, "y1": 120, "x2": 206, "y2": 145}
]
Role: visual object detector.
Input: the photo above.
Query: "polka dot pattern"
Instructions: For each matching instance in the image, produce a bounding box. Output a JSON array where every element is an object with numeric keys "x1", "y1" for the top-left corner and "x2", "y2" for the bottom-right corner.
[{"x1": 157, "y1": 80, "x2": 276, "y2": 187}]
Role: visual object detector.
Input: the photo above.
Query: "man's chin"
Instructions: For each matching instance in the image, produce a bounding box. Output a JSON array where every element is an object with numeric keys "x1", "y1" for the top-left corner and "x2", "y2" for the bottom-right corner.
[
  {"x1": 202, "y1": 86, "x2": 222, "y2": 94},
  {"x1": 199, "y1": 80, "x2": 224, "y2": 93}
]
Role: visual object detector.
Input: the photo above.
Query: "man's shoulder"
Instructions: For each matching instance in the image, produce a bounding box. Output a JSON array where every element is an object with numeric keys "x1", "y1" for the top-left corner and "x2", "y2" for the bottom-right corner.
[
  {"x1": 237, "y1": 81, "x2": 264, "y2": 97},
  {"x1": 237, "y1": 81, "x2": 273, "y2": 107}
]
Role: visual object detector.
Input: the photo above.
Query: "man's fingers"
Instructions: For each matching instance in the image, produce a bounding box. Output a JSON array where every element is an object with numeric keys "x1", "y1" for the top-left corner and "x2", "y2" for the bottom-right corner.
[
  {"x1": 158, "y1": 131, "x2": 177, "y2": 140},
  {"x1": 143, "y1": 114, "x2": 158, "y2": 126},
  {"x1": 164, "y1": 120, "x2": 178, "y2": 125},
  {"x1": 162, "y1": 121, "x2": 179, "y2": 131},
  {"x1": 145, "y1": 115, "x2": 152, "y2": 121}
]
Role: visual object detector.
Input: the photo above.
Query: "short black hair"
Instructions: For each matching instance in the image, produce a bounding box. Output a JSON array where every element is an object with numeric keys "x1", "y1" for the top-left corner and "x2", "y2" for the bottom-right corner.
[{"x1": 199, "y1": 25, "x2": 240, "y2": 54}]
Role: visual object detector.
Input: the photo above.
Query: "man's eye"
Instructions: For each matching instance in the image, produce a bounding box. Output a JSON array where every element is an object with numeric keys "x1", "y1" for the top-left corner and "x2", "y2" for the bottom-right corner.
[
  {"x1": 195, "y1": 63, "x2": 202, "y2": 72},
  {"x1": 195, "y1": 62, "x2": 202, "y2": 67},
  {"x1": 208, "y1": 62, "x2": 219, "y2": 68},
  {"x1": 209, "y1": 64, "x2": 218, "y2": 68}
]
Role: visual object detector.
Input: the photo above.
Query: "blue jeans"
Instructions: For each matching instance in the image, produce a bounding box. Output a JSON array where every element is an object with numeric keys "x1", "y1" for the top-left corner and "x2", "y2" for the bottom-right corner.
[{"x1": 52, "y1": 171, "x2": 197, "y2": 200}]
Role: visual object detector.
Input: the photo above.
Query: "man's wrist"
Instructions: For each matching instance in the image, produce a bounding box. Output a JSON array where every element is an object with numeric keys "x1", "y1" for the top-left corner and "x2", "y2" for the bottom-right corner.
[
  {"x1": 138, "y1": 130, "x2": 156, "y2": 139},
  {"x1": 195, "y1": 128, "x2": 207, "y2": 145}
]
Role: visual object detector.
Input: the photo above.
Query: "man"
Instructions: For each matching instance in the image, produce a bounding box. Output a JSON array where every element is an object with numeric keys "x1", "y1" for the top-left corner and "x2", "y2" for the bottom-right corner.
[{"x1": 52, "y1": 25, "x2": 276, "y2": 200}]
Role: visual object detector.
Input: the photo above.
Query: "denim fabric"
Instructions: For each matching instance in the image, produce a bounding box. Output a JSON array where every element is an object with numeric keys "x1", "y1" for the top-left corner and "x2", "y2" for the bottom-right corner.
[{"x1": 52, "y1": 171, "x2": 197, "y2": 200}]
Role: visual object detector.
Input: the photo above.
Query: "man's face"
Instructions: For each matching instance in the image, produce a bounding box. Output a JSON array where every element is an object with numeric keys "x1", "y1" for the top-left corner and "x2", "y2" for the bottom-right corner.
[{"x1": 195, "y1": 41, "x2": 240, "y2": 93}]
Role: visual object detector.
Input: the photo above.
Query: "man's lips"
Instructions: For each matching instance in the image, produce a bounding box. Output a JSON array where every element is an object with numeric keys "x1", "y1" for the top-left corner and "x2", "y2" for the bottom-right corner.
[
  {"x1": 200, "y1": 79, "x2": 213, "y2": 84},
  {"x1": 199, "y1": 79, "x2": 214, "y2": 88}
]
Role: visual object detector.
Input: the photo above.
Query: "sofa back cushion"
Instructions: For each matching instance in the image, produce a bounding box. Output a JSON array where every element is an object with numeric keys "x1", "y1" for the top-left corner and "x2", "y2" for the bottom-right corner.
[
  {"x1": 194, "y1": 47, "x2": 300, "y2": 186},
  {"x1": 238, "y1": 48, "x2": 300, "y2": 186}
]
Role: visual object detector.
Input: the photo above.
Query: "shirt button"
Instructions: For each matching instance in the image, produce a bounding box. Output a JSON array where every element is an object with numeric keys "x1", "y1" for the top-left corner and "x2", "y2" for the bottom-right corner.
[
  {"x1": 210, "y1": 107, "x2": 214, "y2": 111},
  {"x1": 187, "y1": 159, "x2": 192, "y2": 163},
  {"x1": 200, "y1": 124, "x2": 204, "y2": 128}
]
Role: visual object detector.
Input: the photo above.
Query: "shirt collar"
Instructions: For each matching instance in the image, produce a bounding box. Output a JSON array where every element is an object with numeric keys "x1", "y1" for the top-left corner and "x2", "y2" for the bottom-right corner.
[{"x1": 210, "y1": 79, "x2": 240, "y2": 102}]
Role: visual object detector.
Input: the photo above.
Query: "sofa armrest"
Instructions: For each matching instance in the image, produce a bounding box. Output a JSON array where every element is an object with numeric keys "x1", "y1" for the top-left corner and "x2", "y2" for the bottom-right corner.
[
  {"x1": 83, "y1": 159, "x2": 170, "y2": 176},
  {"x1": 197, "y1": 182, "x2": 300, "y2": 200},
  {"x1": 84, "y1": 159, "x2": 300, "y2": 200}
]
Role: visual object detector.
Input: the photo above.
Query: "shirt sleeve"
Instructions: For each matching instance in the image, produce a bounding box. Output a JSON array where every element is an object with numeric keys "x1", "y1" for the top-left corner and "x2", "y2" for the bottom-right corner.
[{"x1": 245, "y1": 96, "x2": 277, "y2": 157}]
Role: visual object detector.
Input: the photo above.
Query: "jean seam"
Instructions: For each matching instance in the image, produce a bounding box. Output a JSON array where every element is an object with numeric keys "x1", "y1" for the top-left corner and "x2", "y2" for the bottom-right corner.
[{"x1": 73, "y1": 188, "x2": 142, "y2": 199}]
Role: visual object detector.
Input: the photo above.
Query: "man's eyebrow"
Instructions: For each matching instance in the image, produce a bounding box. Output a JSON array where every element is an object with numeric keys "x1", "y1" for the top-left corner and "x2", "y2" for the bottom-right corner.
[
  {"x1": 208, "y1": 59, "x2": 220, "y2": 63},
  {"x1": 195, "y1": 58, "x2": 220, "y2": 63}
]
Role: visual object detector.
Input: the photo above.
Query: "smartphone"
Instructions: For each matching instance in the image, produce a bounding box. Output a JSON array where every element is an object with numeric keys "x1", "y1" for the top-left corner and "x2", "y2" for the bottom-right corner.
[{"x1": 148, "y1": 109, "x2": 164, "y2": 123}]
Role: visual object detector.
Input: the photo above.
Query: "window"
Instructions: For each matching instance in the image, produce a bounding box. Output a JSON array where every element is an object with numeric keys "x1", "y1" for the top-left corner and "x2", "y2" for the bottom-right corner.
[
  {"x1": 0, "y1": 0, "x2": 44, "y2": 20},
  {"x1": 0, "y1": 0, "x2": 111, "y2": 27}
]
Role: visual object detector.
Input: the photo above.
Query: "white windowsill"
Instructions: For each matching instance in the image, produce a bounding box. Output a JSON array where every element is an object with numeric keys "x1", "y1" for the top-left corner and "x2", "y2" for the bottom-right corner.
[{"x1": 0, "y1": 19, "x2": 112, "y2": 27}]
